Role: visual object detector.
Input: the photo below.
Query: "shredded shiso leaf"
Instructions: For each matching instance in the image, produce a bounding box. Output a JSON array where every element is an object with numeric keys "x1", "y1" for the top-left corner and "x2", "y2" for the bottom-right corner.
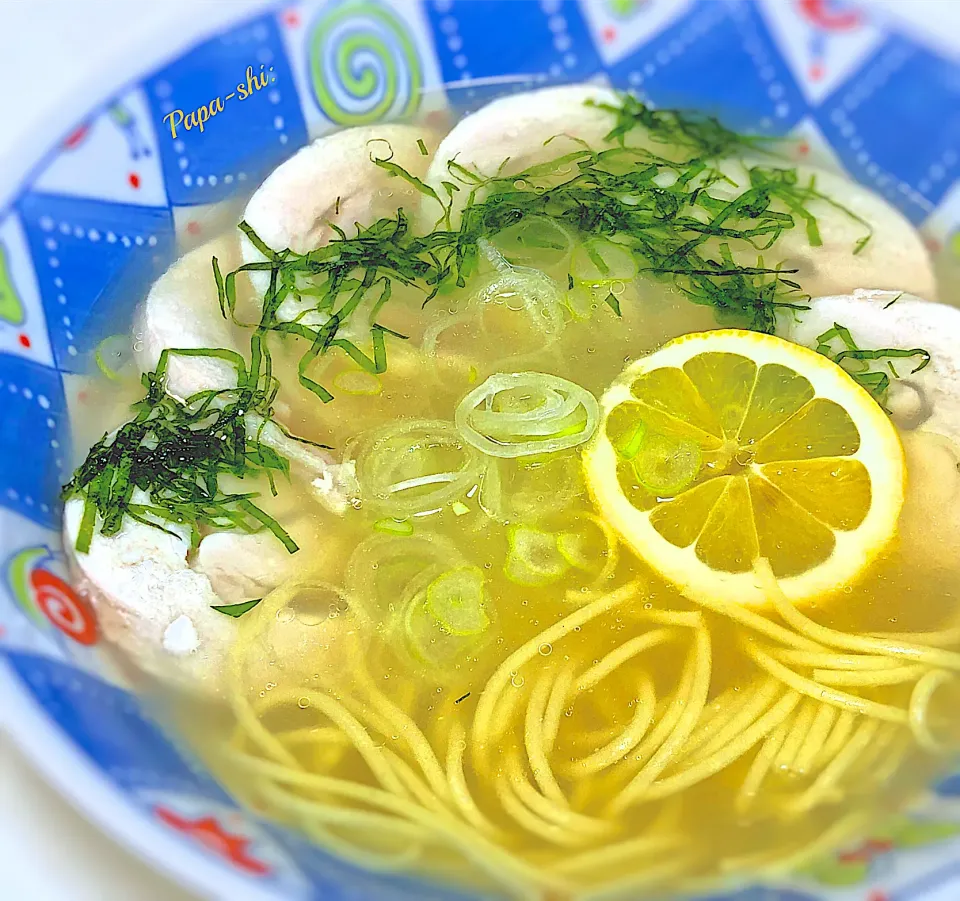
[
  {"x1": 815, "y1": 322, "x2": 931, "y2": 410},
  {"x1": 62, "y1": 93, "x2": 915, "y2": 560}
]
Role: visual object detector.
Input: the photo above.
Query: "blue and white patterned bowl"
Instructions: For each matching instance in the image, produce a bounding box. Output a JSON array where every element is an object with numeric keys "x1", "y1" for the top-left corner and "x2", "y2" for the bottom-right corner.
[{"x1": 1, "y1": 2, "x2": 959, "y2": 899}]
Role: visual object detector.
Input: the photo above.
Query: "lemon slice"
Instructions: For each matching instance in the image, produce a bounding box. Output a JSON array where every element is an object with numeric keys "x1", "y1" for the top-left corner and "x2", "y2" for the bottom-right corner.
[{"x1": 584, "y1": 330, "x2": 905, "y2": 607}]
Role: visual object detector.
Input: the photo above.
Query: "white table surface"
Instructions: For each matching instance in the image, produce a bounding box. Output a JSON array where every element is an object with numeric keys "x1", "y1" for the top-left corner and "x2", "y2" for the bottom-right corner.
[{"x1": 0, "y1": 1, "x2": 957, "y2": 900}]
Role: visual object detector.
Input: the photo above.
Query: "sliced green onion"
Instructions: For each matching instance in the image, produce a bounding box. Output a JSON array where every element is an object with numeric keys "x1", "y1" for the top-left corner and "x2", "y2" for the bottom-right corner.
[
  {"x1": 332, "y1": 368, "x2": 383, "y2": 396},
  {"x1": 615, "y1": 420, "x2": 647, "y2": 460},
  {"x1": 479, "y1": 453, "x2": 584, "y2": 524},
  {"x1": 351, "y1": 419, "x2": 482, "y2": 516},
  {"x1": 345, "y1": 532, "x2": 467, "y2": 625},
  {"x1": 504, "y1": 524, "x2": 570, "y2": 587},
  {"x1": 564, "y1": 284, "x2": 597, "y2": 321},
  {"x1": 632, "y1": 433, "x2": 702, "y2": 496},
  {"x1": 491, "y1": 216, "x2": 573, "y2": 268},
  {"x1": 402, "y1": 567, "x2": 494, "y2": 669},
  {"x1": 452, "y1": 501, "x2": 470, "y2": 516},
  {"x1": 570, "y1": 238, "x2": 638, "y2": 283},
  {"x1": 94, "y1": 334, "x2": 132, "y2": 381},
  {"x1": 456, "y1": 372, "x2": 599, "y2": 459},
  {"x1": 556, "y1": 512, "x2": 619, "y2": 587},
  {"x1": 374, "y1": 518, "x2": 414, "y2": 536},
  {"x1": 424, "y1": 567, "x2": 489, "y2": 636}
]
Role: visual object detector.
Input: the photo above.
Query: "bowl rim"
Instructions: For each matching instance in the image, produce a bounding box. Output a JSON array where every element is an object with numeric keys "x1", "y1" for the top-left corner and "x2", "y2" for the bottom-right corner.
[
  {"x1": 0, "y1": 6, "x2": 279, "y2": 894},
  {"x1": 0, "y1": 655, "x2": 288, "y2": 901},
  {"x1": 1, "y1": 3, "x2": 959, "y2": 900},
  {"x1": 0, "y1": 0, "x2": 272, "y2": 217}
]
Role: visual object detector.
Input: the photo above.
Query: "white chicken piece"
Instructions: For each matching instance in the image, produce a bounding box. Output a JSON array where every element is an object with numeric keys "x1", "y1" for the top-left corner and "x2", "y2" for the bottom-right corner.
[
  {"x1": 779, "y1": 291, "x2": 960, "y2": 442},
  {"x1": 63, "y1": 488, "x2": 332, "y2": 691},
  {"x1": 193, "y1": 514, "x2": 330, "y2": 605},
  {"x1": 422, "y1": 83, "x2": 621, "y2": 227},
  {"x1": 898, "y1": 430, "x2": 960, "y2": 571},
  {"x1": 714, "y1": 160, "x2": 936, "y2": 301},
  {"x1": 133, "y1": 234, "x2": 248, "y2": 400},
  {"x1": 423, "y1": 85, "x2": 933, "y2": 302},
  {"x1": 64, "y1": 494, "x2": 233, "y2": 690},
  {"x1": 132, "y1": 231, "x2": 357, "y2": 513},
  {"x1": 240, "y1": 123, "x2": 439, "y2": 304}
]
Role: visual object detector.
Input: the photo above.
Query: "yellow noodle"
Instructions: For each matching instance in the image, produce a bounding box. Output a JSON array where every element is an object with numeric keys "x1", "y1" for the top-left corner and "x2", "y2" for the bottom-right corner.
[
  {"x1": 757, "y1": 558, "x2": 960, "y2": 670},
  {"x1": 229, "y1": 747, "x2": 424, "y2": 813},
  {"x1": 788, "y1": 718, "x2": 882, "y2": 814},
  {"x1": 553, "y1": 831, "x2": 684, "y2": 875},
  {"x1": 227, "y1": 683, "x2": 302, "y2": 769},
  {"x1": 609, "y1": 647, "x2": 697, "y2": 788},
  {"x1": 567, "y1": 675, "x2": 656, "y2": 775},
  {"x1": 570, "y1": 724, "x2": 623, "y2": 752},
  {"x1": 446, "y1": 722, "x2": 499, "y2": 835},
  {"x1": 746, "y1": 643, "x2": 908, "y2": 723},
  {"x1": 642, "y1": 690, "x2": 801, "y2": 803},
  {"x1": 383, "y1": 749, "x2": 450, "y2": 815},
  {"x1": 637, "y1": 608, "x2": 704, "y2": 628},
  {"x1": 504, "y1": 750, "x2": 611, "y2": 837},
  {"x1": 869, "y1": 626, "x2": 960, "y2": 647},
  {"x1": 473, "y1": 581, "x2": 640, "y2": 745},
  {"x1": 869, "y1": 730, "x2": 912, "y2": 785},
  {"x1": 736, "y1": 720, "x2": 790, "y2": 814},
  {"x1": 682, "y1": 587, "x2": 823, "y2": 650},
  {"x1": 815, "y1": 709, "x2": 857, "y2": 770},
  {"x1": 846, "y1": 721, "x2": 901, "y2": 783},
  {"x1": 722, "y1": 809, "x2": 870, "y2": 876},
  {"x1": 494, "y1": 773, "x2": 591, "y2": 847},
  {"x1": 262, "y1": 779, "x2": 432, "y2": 839},
  {"x1": 613, "y1": 627, "x2": 712, "y2": 810},
  {"x1": 295, "y1": 690, "x2": 410, "y2": 796},
  {"x1": 580, "y1": 855, "x2": 698, "y2": 901},
  {"x1": 353, "y1": 669, "x2": 451, "y2": 801},
  {"x1": 541, "y1": 665, "x2": 574, "y2": 756},
  {"x1": 232, "y1": 750, "x2": 552, "y2": 898},
  {"x1": 297, "y1": 818, "x2": 423, "y2": 872},
  {"x1": 692, "y1": 678, "x2": 782, "y2": 765},
  {"x1": 910, "y1": 669, "x2": 957, "y2": 753},
  {"x1": 274, "y1": 726, "x2": 348, "y2": 745},
  {"x1": 524, "y1": 668, "x2": 567, "y2": 805},
  {"x1": 335, "y1": 691, "x2": 401, "y2": 742},
  {"x1": 775, "y1": 699, "x2": 818, "y2": 773},
  {"x1": 483, "y1": 678, "x2": 526, "y2": 749},
  {"x1": 813, "y1": 665, "x2": 927, "y2": 687},
  {"x1": 764, "y1": 810, "x2": 874, "y2": 875},
  {"x1": 682, "y1": 685, "x2": 754, "y2": 757},
  {"x1": 792, "y1": 702, "x2": 838, "y2": 776},
  {"x1": 771, "y1": 649, "x2": 904, "y2": 670},
  {"x1": 575, "y1": 628, "x2": 675, "y2": 692}
]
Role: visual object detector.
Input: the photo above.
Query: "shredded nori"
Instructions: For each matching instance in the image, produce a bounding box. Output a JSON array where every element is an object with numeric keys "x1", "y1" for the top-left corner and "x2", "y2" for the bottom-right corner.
[{"x1": 61, "y1": 348, "x2": 299, "y2": 555}]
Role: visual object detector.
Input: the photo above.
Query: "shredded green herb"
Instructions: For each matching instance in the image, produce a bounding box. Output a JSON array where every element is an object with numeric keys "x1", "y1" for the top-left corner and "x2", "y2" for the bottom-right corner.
[
  {"x1": 588, "y1": 93, "x2": 769, "y2": 160},
  {"x1": 60, "y1": 348, "x2": 301, "y2": 554},
  {"x1": 62, "y1": 92, "x2": 888, "y2": 553},
  {"x1": 212, "y1": 598, "x2": 263, "y2": 618},
  {"x1": 815, "y1": 322, "x2": 931, "y2": 409},
  {"x1": 218, "y1": 140, "x2": 867, "y2": 347}
]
